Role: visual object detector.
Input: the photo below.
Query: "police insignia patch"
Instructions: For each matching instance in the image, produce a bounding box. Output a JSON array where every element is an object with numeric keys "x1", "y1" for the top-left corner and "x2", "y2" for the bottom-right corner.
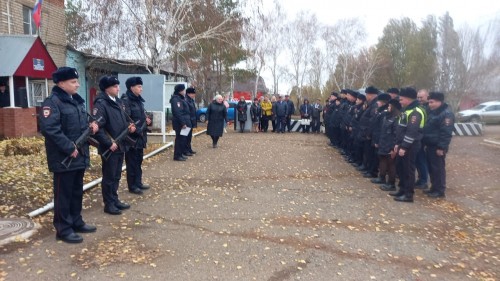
[
  {"x1": 43, "y1": 106, "x2": 51, "y2": 118},
  {"x1": 445, "y1": 118, "x2": 451, "y2": 126},
  {"x1": 93, "y1": 108, "x2": 98, "y2": 115},
  {"x1": 411, "y1": 116, "x2": 417, "y2": 123},
  {"x1": 177, "y1": 102, "x2": 181, "y2": 108}
]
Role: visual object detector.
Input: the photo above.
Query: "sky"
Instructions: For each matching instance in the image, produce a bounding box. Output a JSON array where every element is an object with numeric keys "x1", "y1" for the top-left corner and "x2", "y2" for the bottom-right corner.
[{"x1": 264, "y1": 0, "x2": 500, "y2": 45}]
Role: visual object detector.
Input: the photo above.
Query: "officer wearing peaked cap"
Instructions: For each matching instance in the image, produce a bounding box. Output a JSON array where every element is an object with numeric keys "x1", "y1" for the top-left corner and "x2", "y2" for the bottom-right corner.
[{"x1": 40, "y1": 67, "x2": 99, "y2": 243}]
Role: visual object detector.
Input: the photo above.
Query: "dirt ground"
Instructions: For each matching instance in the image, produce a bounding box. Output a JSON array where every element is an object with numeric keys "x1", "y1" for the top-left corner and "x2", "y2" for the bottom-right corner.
[{"x1": 0, "y1": 124, "x2": 499, "y2": 281}]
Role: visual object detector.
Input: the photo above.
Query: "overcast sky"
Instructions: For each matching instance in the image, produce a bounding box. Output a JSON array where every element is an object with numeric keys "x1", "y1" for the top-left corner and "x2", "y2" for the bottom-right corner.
[{"x1": 264, "y1": 0, "x2": 500, "y2": 45}]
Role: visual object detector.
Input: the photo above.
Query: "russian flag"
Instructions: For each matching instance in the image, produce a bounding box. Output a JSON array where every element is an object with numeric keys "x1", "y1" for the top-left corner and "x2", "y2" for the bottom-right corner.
[{"x1": 32, "y1": 0, "x2": 43, "y2": 29}]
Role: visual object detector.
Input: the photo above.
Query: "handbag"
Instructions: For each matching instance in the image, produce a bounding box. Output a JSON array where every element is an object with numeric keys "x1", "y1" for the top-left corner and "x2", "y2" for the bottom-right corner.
[{"x1": 300, "y1": 119, "x2": 311, "y2": 125}]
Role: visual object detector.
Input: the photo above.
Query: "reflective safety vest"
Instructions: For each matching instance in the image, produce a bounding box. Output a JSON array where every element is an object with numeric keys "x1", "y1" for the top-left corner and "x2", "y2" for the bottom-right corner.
[{"x1": 400, "y1": 106, "x2": 426, "y2": 128}]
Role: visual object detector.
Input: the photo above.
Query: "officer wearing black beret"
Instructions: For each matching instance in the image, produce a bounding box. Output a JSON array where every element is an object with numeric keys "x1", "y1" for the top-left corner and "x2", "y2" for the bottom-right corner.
[
  {"x1": 121, "y1": 77, "x2": 152, "y2": 195},
  {"x1": 93, "y1": 76, "x2": 136, "y2": 215},
  {"x1": 184, "y1": 87, "x2": 197, "y2": 156},
  {"x1": 40, "y1": 67, "x2": 98, "y2": 243},
  {"x1": 170, "y1": 84, "x2": 192, "y2": 161},
  {"x1": 422, "y1": 92, "x2": 454, "y2": 198}
]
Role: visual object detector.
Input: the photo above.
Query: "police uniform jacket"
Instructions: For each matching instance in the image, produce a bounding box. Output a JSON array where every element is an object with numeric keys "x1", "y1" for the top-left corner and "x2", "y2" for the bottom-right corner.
[
  {"x1": 371, "y1": 104, "x2": 389, "y2": 146},
  {"x1": 170, "y1": 92, "x2": 192, "y2": 130},
  {"x1": 185, "y1": 94, "x2": 197, "y2": 129},
  {"x1": 93, "y1": 92, "x2": 131, "y2": 153},
  {"x1": 422, "y1": 103, "x2": 454, "y2": 152},
  {"x1": 121, "y1": 90, "x2": 147, "y2": 148},
  {"x1": 351, "y1": 104, "x2": 365, "y2": 140},
  {"x1": 358, "y1": 98, "x2": 378, "y2": 140},
  {"x1": 396, "y1": 100, "x2": 425, "y2": 149},
  {"x1": 339, "y1": 100, "x2": 352, "y2": 129},
  {"x1": 378, "y1": 112, "x2": 399, "y2": 155},
  {"x1": 40, "y1": 86, "x2": 90, "y2": 172}
]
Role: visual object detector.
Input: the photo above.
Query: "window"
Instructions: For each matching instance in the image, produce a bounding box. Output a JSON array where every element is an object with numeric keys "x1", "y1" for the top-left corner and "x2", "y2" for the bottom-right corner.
[
  {"x1": 30, "y1": 81, "x2": 46, "y2": 107},
  {"x1": 22, "y1": 6, "x2": 37, "y2": 35}
]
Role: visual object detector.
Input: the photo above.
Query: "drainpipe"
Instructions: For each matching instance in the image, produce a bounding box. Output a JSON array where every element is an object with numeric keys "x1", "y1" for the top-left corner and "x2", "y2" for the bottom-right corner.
[{"x1": 28, "y1": 130, "x2": 206, "y2": 218}]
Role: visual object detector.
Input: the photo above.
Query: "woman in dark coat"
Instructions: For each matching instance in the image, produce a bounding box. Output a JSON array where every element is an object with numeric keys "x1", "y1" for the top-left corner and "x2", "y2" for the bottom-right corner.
[
  {"x1": 236, "y1": 96, "x2": 247, "y2": 133},
  {"x1": 250, "y1": 98, "x2": 262, "y2": 133},
  {"x1": 206, "y1": 94, "x2": 228, "y2": 148}
]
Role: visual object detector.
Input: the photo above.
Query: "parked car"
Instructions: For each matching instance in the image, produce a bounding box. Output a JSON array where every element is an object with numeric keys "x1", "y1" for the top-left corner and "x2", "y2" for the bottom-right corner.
[
  {"x1": 457, "y1": 101, "x2": 500, "y2": 124},
  {"x1": 196, "y1": 101, "x2": 236, "y2": 122}
]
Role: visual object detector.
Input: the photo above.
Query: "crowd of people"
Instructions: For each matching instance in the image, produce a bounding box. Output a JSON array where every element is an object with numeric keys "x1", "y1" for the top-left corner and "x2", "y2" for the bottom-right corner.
[
  {"x1": 39, "y1": 65, "x2": 454, "y2": 243},
  {"x1": 322, "y1": 86, "x2": 455, "y2": 203}
]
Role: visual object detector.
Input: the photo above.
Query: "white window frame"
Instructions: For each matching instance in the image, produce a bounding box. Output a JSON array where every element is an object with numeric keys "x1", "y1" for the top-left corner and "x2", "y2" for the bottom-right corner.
[{"x1": 22, "y1": 6, "x2": 37, "y2": 35}]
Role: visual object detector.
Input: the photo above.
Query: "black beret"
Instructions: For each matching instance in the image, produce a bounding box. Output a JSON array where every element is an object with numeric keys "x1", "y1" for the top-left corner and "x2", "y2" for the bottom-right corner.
[
  {"x1": 357, "y1": 93, "x2": 366, "y2": 101},
  {"x1": 99, "y1": 76, "x2": 120, "y2": 91},
  {"x1": 125, "y1": 77, "x2": 143, "y2": 90},
  {"x1": 387, "y1": 88, "x2": 400, "y2": 95},
  {"x1": 399, "y1": 87, "x2": 417, "y2": 99},
  {"x1": 429, "y1": 92, "x2": 445, "y2": 102},
  {"x1": 52, "y1": 67, "x2": 79, "y2": 83},
  {"x1": 377, "y1": 93, "x2": 391, "y2": 102},
  {"x1": 388, "y1": 98, "x2": 402, "y2": 111},
  {"x1": 174, "y1": 84, "x2": 186, "y2": 93},
  {"x1": 365, "y1": 86, "x2": 379, "y2": 95},
  {"x1": 186, "y1": 87, "x2": 196, "y2": 94}
]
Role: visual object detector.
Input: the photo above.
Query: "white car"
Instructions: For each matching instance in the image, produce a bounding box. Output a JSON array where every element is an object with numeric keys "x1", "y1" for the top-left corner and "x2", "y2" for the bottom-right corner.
[{"x1": 457, "y1": 101, "x2": 500, "y2": 124}]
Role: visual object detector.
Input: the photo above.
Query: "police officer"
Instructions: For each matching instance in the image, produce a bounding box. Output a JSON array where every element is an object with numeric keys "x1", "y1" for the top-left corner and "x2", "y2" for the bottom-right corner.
[
  {"x1": 422, "y1": 92, "x2": 454, "y2": 198},
  {"x1": 170, "y1": 84, "x2": 192, "y2": 161},
  {"x1": 93, "y1": 76, "x2": 136, "y2": 215},
  {"x1": 390, "y1": 87, "x2": 426, "y2": 202},
  {"x1": 121, "y1": 77, "x2": 151, "y2": 195},
  {"x1": 358, "y1": 86, "x2": 379, "y2": 178},
  {"x1": 184, "y1": 87, "x2": 197, "y2": 156},
  {"x1": 40, "y1": 67, "x2": 98, "y2": 243}
]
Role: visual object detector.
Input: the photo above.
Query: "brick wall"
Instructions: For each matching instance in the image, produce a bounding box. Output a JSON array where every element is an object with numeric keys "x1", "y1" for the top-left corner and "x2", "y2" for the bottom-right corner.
[
  {"x1": 0, "y1": 107, "x2": 38, "y2": 138},
  {"x1": 0, "y1": 0, "x2": 66, "y2": 67}
]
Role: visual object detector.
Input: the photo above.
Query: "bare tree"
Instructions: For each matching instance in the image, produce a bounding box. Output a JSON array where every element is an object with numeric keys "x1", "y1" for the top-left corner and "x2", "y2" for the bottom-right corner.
[{"x1": 75, "y1": 0, "x2": 241, "y2": 74}]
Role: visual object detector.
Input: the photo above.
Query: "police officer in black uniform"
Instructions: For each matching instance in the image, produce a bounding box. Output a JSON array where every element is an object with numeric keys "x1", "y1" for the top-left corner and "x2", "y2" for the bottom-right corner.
[
  {"x1": 170, "y1": 84, "x2": 192, "y2": 161},
  {"x1": 390, "y1": 87, "x2": 426, "y2": 202},
  {"x1": 184, "y1": 87, "x2": 197, "y2": 156},
  {"x1": 40, "y1": 67, "x2": 98, "y2": 243},
  {"x1": 121, "y1": 77, "x2": 152, "y2": 195},
  {"x1": 422, "y1": 92, "x2": 454, "y2": 198},
  {"x1": 93, "y1": 76, "x2": 136, "y2": 215}
]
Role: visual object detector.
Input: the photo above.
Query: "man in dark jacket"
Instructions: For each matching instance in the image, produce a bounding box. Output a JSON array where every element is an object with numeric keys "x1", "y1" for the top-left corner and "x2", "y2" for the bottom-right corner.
[
  {"x1": 185, "y1": 87, "x2": 198, "y2": 155},
  {"x1": 358, "y1": 86, "x2": 379, "y2": 178},
  {"x1": 93, "y1": 76, "x2": 136, "y2": 215},
  {"x1": 391, "y1": 87, "x2": 426, "y2": 202},
  {"x1": 273, "y1": 95, "x2": 288, "y2": 133},
  {"x1": 422, "y1": 92, "x2": 454, "y2": 198},
  {"x1": 121, "y1": 77, "x2": 151, "y2": 195},
  {"x1": 285, "y1": 94, "x2": 295, "y2": 132},
  {"x1": 170, "y1": 84, "x2": 191, "y2": 161},
  {"x1": 40, "y1": 67, "x2": 98, "y2": 243}
]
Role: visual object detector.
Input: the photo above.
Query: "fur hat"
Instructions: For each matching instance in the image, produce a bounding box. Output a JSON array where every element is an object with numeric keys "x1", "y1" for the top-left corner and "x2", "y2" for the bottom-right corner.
[
  {"x1": 346, "y1": 89, "x2": 358, "y2": 99},
  {"x1": 125, "y1": 77, "x2": 143, "y2": 90},
  {"x1": 399, "y1": 87, "x2": 417, "y2": 99},
  {"x1": 52, "y1": 67, "x2": 79, "y2": 83},
  {"x1": 174, "y1": 84, "x2": 186, "y2": 93},
  {"x1": 357, "y1": 93, "x2": 366, "y2": 101},
  {"x1": 99, "y1": 76, "x2": 120, "y2": 91},
  {"x1": 387, "y1": 88, "x2": 400, "y2": 95},
  {"x1": 377, "y1": 93, "x2": 391, "y2": 102},
  {"x1": 429, "y1": 92, "x2": 445, "y2": 102},
  {"x1": 365, "y1": 86, "x2": 379, "y2": 95},
  {"x1": 388, "y1": 98, "x2": 402, "y2": 111},
  {"x1": 186, "y1": 87, "x2": 196, "y2": 94}
]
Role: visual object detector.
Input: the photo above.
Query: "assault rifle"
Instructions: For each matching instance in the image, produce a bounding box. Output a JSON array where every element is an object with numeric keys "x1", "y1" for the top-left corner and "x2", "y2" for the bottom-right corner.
[
  {"x1": 101, "y1": 120, "x2": 140, "y2": 160},
  {"x1": 61, "y1": 116, "x2": 102, "y2": 169}
]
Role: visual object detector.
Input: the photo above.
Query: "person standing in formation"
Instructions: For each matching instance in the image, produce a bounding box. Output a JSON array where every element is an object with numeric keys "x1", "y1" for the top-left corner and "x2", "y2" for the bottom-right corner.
[
  {"x1": 93, "y1": 76, "x2": 136, "y2": 215},
  {"x1": 250, "y1": 98, "x2": 262, "y2": 133},
  {"x1": 236, "y1": 96, "x2": 248, "y2": 133},
  {"x1": 184, "y1": 87, "x2": 198, "y2": 156},
  {"x1": 40, "y1": 67, "x2": 98, "y2": 243},
  {"x1": 121, "y1": 76, "x2": 151, "y2": 195},
  {"x1": 170, "y1": 84, "x2": 192, "y2": 161}
]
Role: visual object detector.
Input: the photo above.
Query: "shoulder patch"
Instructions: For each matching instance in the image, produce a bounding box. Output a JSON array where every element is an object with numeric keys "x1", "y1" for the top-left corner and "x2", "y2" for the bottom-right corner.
[
  {"x1": 411, "y1": 115, "x2": 417, "y2": 124},
  {"x1": 43, "y1": 106, "x2": 51, "y2": 118},
  {"x1": 93, "y1": 108, "x2": 98, "y2": 115},
  {"x1": 177, "y1": 102, "x2": 181, "y2": 108},
  {"x1": 444, "y1": 118, "x2": 452, "y2": 126}
]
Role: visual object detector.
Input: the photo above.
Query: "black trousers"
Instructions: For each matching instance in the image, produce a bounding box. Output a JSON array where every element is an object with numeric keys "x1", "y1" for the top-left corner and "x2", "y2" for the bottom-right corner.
[
  {"x1": 271, "y1": 117, "x2": 276, "y2": 132},
  {"x1": 396, "y1": 141, "x2": 420, "y2": 197},
  {"x1": 185, "y1": 128, "x2": 194, "y2": 152},
  {"x1": 261, "y1": 115, "x2": 270, "y2": 132},
  {"x1": 101, "y1": 152, "x2": 124, "y2": 206},
  {"x1": 276, "y1": 116, "x2": 286, "y2": 132},
  {"x1": 125, "y1": 147, "x2": 144, "y2": 190},
  {"x1": 53, "y1": 169, "x2": 85, "y2": 236},
  {"x1": 311, "y1": 117, "x2": 321, "y2": 132},
  {"x1": 426, "y1": 146, "x2": 447, "y2": 194},
  {"x1": 286, "y1": 115, "x2": 293, "y2": 132},
  {"x1": 174, "y1": 127, "x2": 188, "y2": 159}
]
